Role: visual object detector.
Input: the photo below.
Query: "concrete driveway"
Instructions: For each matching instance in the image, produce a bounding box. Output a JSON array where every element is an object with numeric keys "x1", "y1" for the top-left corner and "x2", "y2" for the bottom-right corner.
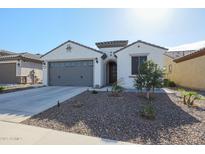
[{"x1": 0, "y1": 86, "x2": 87, "y2": 123}]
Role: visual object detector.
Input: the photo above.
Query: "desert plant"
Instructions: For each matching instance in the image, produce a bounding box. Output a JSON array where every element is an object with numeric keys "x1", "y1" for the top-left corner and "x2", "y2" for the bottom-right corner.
[
  {"x1": 111, "y1": 80, "x2": 124, "y2": 97},
  {"x1": 0, "y1": 86, "x2": 5, "y2": 92},
  {"x1": 178, "y1": 88, "x2": 187, "y2": 103},
  {"x1": 140, "y1": 101, "x2": 155, "y2": 120},
  {"x1": 134, "y1": 60, "x2": 164, "y2": 100},
  {"x1": 178, "y1": 89, "x2": 202, "y2": 107}
]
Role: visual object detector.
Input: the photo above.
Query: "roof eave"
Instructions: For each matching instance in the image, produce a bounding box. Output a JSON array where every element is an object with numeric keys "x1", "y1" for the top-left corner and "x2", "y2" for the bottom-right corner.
[
  {"x1": 114, "y1": 40, "x2": 168, "y2": 54},
  {"x1": 0, "y1": 55, "x2": 42, "y2": 63}
]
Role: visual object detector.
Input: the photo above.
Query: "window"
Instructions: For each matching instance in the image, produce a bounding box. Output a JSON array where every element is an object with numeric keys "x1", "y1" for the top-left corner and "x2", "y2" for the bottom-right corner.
[{"x1": 131, "y1": 56, "x2": 147, "y2": 75}]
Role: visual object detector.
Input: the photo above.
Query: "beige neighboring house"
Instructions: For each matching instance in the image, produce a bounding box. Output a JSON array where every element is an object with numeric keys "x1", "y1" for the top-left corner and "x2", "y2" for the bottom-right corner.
[
  {"x1": 0, "y1": 50, "x2": 43, "y2": 84},
  {"x1": 164, "y1": 40, "x2": 205, "y2": 91}
]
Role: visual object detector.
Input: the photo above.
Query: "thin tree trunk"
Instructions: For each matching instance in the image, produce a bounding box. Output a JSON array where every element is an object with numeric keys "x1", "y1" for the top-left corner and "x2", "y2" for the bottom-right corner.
[{"x1": 147, "y1": 91, "x2": 150, "y2": 100}]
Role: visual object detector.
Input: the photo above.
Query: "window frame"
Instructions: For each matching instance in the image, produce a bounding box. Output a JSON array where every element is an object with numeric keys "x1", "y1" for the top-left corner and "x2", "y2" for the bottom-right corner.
[{"x1": 131, "y1": 56, "x2": 147, "y2": 75}]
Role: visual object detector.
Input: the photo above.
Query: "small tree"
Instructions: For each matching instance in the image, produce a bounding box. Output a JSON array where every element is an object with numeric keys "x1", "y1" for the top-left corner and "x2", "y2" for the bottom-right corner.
[{"x1": 134, "y1": 60, "x2": 164, "y2": 99}]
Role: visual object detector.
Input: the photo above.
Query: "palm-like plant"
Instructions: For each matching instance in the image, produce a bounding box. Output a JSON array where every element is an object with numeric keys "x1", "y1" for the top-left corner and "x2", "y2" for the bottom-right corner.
[
  {"x1": 178, "y1": 89, "x2": 203, "y2": 107},
  {"x1": 111, "y1": 79, "x2": 124, "y2": 97}
]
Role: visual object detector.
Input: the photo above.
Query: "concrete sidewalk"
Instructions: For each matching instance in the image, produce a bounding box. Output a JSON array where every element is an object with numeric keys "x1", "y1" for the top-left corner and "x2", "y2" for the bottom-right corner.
[{"x1": 0, "y1": 121, "x2": 130, "y2": 145}]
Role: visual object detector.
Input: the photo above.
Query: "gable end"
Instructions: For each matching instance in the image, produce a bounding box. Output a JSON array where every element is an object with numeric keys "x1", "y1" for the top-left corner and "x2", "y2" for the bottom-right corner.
[
  {"x1": 114, "y1": 40, "x2": 168, "y2": 54},
  {"x1": 41, "y1": 40, "x2": 104, "y2": 58}
]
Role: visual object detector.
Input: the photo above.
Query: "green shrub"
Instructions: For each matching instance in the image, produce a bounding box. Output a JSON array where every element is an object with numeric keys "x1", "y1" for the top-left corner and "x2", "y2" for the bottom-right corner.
[
  {"x1": 0, "y1": 86, "x2": 5, "y2": 92},
  {"x1": 169, "y1": 81, "x2": 176, "y2": 87},
  {"x1": 178, "y1": 88, "x2": 202, "y2": 107},
  {"x1": 140, "y1": 102, "x2": 155, "y2": 120},
  {"x1": 91, "y1": 90, "x2": 98, "y2": 94},
  {"x1": 163, "y1": 79, "x2": 176, "y2": 87}
]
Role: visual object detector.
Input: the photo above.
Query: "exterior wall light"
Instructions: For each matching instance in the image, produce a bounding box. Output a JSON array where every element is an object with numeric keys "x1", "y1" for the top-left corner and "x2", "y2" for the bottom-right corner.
[
  {"x1": 66, "y1": 44, "x2": 72, "y2": 52},
  {"x1": 95, "y1": 58, "x2": 98, "y2": 63},
  {"x1": 17, "y1": 59, "x2": 20, "y2": 66}
]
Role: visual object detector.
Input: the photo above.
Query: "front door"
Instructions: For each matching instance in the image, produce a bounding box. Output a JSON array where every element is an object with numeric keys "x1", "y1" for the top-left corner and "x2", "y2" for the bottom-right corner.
[{"x1": 109, "y1": 62, "x2": 117, "y2": 84}]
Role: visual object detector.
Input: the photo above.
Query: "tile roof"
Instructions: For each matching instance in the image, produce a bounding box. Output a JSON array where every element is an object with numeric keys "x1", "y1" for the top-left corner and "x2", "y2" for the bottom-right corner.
[
  {"x1": 173, "y1": 48, "x2": 205, "y2": 63},
  {"x1": 0, "y1": 52, "x2": 42, "y2": 62},
  {"x1": 0, "y1": 50, "x2": 16, "y2": 55},
  {"x1": 165, "y1": 40, "x2": 205, "y2": 59},
  {"x1": 168, "y1": 40, "x2": 205, "y2": 52},
  {"x1": 95, "y1": 40, "x2": 128, "y2": 48}
]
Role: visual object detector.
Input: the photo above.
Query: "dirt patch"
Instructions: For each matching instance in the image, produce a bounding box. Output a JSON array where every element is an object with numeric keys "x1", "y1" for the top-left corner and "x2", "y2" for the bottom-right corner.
[{"x1": 22, "y1": 91, "x2": 205, "y2": 144}]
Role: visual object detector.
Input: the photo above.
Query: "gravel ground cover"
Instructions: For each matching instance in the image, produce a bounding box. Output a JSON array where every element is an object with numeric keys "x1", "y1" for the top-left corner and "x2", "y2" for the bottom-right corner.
[{"x1": 22, "y1": 91, "x2": 205, "y2": 144}]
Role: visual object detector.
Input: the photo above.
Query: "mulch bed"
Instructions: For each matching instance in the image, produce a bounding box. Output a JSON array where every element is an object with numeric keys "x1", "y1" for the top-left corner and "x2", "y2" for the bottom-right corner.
[{"x1": 22, "y1": 91, "x2": 205, "y2": 144}]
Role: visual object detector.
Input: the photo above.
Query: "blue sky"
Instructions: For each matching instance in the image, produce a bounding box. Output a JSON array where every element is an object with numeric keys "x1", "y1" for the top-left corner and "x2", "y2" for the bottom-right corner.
[{"x1": 0, "y1": 8, "x2": 205, "y2": 54}]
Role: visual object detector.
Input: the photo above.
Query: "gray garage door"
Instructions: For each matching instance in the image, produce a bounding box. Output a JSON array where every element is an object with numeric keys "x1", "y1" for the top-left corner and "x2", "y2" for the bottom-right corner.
[
  {"x1": 48, "y1": 60, "x2": 93, "y2": 86},
  {"x1": 0, "y1": 63, "x2": 17, "y2": 84}
]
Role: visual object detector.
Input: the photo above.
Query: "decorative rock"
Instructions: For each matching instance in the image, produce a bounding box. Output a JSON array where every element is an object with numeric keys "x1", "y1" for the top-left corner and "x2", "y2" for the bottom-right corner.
[{"x1": 22, "y1": 91, "x2": 205, "y2": 144}]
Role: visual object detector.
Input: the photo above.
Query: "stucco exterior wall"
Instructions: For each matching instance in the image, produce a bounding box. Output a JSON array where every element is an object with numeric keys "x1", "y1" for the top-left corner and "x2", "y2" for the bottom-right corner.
[
  {"x1": 115, "y1": 42, "x2": 167, "y2": 88},
  {"x1": 164, "y1": 55, "x2": 205, "y2": 91},
  {"x1": 19, "y1": 61, "x2": 42, "y2": 83},
  {"x1": 42, "y1": 41, "x2": 103, "y2": 87},
  {"x1": 99, "y1": 47, "x2": 122, "y2": 54}
]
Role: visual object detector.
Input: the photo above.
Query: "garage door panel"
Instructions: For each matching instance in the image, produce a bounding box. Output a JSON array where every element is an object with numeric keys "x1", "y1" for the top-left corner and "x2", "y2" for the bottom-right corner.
[
  {"x1": 49, "y1": 60, "x2": 93, "y2": 86},
  {"x1": 0, "y1": 63, "x2": 17, "y2": 84}
]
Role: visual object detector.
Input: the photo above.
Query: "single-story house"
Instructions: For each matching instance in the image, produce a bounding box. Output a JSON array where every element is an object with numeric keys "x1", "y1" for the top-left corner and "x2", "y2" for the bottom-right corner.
[
  {"x1": 41, "y1": 40, "x2": 167, "y2": 88},
  {"x1": 164, "y1": 40, "x2": 205, "y2": 90},
  {"x1": 0, "y1": 50, "x2": 43, "y2": 84}
]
